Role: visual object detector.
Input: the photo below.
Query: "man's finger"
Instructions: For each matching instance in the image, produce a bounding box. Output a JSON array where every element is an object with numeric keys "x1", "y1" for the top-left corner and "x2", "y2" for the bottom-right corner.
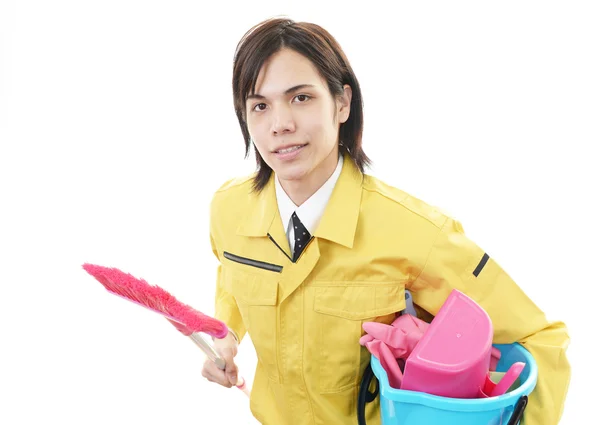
[
  {"x1": 220, "y1": 347, "x2": 239, "y2": 385},
  {"x1": 202, "y1": 358, "x2": 232, "y2": 387}
]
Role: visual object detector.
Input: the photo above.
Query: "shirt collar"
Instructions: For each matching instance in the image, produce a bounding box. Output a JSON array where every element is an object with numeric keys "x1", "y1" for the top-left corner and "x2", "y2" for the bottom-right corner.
[{"x1": 275, "y1": 153, "x2": 344, "y2": 235}]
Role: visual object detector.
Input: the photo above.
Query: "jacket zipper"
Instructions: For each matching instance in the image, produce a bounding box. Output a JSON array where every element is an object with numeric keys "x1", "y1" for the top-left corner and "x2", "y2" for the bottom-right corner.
[{"x1": 223, "y1": 251, "x2": 283, "y2": 273}]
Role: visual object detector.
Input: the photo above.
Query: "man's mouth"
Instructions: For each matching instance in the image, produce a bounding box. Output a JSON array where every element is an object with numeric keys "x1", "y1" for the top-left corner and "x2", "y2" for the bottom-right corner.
[{"x1": 275, "y1": 144, "x2": 307, "y2": 154}]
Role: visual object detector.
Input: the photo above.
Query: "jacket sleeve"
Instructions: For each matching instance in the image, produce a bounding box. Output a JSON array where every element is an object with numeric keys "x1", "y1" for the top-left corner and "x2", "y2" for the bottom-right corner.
[
  {"x1": 408, "y1": 216, "x2": 571, "y2": 425},
  {"x1": 210, "y1": 205, "x2": 247, "y2": 342}
]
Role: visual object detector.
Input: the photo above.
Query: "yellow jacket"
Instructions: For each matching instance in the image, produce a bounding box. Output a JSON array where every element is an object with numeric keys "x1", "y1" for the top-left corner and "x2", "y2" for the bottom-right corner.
[{"x1": 210, "y1": 153, "x2": 570, "y2": 425}]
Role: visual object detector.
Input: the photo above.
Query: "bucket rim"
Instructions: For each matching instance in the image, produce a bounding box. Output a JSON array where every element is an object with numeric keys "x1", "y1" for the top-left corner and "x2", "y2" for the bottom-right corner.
[{"x1": 371, "y1": 343, "x2": 538, "y2": 412}]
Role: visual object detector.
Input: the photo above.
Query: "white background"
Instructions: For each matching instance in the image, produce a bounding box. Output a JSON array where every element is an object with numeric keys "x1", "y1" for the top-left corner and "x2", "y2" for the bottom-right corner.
[{"x1": 1, "y1": 1, "x2": 597, "y2": 424}]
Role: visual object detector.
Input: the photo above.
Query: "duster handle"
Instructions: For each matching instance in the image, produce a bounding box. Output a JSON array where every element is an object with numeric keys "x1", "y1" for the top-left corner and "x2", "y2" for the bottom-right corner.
[{"x1": 188, "y1": 332, "x2": 251, "y2": 397}]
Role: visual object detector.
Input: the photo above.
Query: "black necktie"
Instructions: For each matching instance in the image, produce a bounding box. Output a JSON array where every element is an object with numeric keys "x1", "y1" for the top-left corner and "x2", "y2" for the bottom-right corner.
[{"x1": 292, "y1": 212, "x2": 311, "y2": 262}]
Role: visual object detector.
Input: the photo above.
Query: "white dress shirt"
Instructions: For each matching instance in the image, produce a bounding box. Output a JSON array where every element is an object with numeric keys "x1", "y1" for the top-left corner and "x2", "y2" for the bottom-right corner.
[{"x1": 275, "y1": 154, "x2": 344, "y2": 256}]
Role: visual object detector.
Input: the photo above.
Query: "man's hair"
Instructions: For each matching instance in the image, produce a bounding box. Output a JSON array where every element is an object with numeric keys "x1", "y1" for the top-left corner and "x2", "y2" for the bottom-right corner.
[{"x1": 232, "y1": 17, "x2": 370, "y2": 192}]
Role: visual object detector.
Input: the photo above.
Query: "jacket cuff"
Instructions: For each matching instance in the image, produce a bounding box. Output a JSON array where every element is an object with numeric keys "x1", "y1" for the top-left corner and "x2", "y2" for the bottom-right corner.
[{"x1": 228, "y1": 327, "x2": 240, "y2": 343}]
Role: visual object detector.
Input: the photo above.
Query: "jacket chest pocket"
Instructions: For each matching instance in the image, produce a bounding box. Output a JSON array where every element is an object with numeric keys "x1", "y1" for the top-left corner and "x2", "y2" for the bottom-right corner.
[
  {"x1": 224, "y1": 266, "x2": 280, "y2": 383},
  {"x1": 312, "y1": 282, "x2": 407, "y2": 393}
]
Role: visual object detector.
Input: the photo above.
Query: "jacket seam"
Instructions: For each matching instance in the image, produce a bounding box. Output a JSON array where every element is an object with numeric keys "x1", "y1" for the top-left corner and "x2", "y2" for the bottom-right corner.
[
  {"x1": 412, "y1": 216, "x2": 450, "y2": 286},
  {"x1": 361, "y1": 186, "x2": 445, "y2": 228},
  {"x1": 300, "y1": 288, "x2": 317, "y2": 423}
]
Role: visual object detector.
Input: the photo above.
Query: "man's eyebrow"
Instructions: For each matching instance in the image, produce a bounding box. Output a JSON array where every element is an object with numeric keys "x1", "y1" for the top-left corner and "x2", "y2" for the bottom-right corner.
[{"x1": 246, "y1": 84, "x2": 316, "y2": 101}]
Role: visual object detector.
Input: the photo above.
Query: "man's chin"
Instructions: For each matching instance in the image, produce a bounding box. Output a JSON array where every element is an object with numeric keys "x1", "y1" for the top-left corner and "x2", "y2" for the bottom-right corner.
[{"x1": 275, "y1": 167, "x2": 309, "y2": 184}]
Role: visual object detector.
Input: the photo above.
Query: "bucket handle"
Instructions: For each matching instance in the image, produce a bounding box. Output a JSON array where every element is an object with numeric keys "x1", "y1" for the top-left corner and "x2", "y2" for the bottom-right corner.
[
  {"x1": 357, "y1": 362, "x2": 379, "y2": 425},
  {"x1": 507, "y1": 395, "x2": 528, "y2": 425}
]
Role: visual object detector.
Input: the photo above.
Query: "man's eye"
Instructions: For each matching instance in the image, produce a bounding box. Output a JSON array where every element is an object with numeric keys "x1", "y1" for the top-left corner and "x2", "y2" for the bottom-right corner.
[
  {"x1": 294, "y1": 94, "x2": 310, "y2": 102},
  {"x1": 253, "y1": 103, "x2": 267, "y2": 112}
]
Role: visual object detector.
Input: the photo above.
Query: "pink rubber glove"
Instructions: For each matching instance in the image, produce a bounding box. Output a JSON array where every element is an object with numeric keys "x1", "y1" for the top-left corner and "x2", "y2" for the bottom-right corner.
[{"x1": 360, "y1": 314, "x2": 430, "y2": 388}]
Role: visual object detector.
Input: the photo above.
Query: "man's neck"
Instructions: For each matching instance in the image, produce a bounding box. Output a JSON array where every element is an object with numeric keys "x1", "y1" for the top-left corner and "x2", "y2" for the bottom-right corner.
[{"x1": 279, "y1": 147, "x2": 339, "y2": 207}]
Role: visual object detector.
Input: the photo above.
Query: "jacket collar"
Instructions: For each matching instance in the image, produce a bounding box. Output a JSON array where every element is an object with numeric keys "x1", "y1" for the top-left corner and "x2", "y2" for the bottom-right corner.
[{"x1": 236, "y1": 153, "x2": 363, "y2": 249}]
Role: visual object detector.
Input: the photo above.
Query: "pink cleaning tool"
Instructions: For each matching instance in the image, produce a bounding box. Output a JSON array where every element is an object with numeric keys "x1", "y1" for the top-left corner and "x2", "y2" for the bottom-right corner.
[
  {"x1": 361, "y1": 290, "x2": 503, "y2": 397},
  {"x1": 82, "y1": 263, "x2": 250, "y2": 396},
  {"x1": 401, "y1": 289, "x2": 494, "y2": 398},
  {"x1": 481, "y1": 362, "x2": 526, "y2": 397}
]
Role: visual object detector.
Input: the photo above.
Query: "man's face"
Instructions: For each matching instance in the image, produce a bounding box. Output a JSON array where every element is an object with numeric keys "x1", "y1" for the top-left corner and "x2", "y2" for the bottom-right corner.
[{"x1": 245, "y1": 48, "x2": 351, "y2": 186}]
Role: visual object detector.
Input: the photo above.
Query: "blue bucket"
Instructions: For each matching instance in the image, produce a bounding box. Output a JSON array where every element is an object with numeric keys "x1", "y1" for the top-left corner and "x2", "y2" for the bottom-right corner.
[{"x1": 365, "y1": 343, "x2": 537, "y2": 425}]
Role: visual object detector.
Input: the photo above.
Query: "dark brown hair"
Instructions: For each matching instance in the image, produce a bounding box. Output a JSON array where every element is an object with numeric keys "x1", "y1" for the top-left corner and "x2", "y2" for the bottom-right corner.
[{"x1": 232, "y1": 17, "x2": 371, "y2": 192}]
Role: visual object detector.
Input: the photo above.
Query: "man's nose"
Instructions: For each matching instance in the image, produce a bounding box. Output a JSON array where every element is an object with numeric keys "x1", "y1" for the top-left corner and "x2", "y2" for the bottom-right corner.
[{"x1": 271, "y1": 106, "x2": 296, "y2": 135}]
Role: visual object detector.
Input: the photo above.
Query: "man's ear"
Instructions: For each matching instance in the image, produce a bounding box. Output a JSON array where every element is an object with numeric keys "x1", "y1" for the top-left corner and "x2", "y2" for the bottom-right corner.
[{"x1": 338, "y1": 84, "x2": 352, "y2": 123}]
